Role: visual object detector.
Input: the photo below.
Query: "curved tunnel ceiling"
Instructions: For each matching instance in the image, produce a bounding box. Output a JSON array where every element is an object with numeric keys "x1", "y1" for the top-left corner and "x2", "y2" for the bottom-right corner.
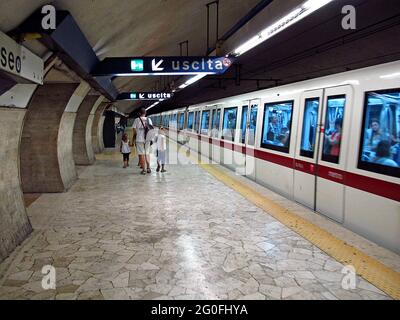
[
  {"x1": 2, "y1": 0, "x2": 399, "y2": 116},
  {"x1": 0, "y1": 0, "x2": 267, "y2": 114}
]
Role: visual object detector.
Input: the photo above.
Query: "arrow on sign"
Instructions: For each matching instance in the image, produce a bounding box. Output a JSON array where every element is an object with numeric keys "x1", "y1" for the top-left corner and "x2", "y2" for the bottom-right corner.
[
  {"x1": 152, "y1": 59, "x2": 164, "y2": 71},
  {"x1": 139, "y1": 93, "x2": 145, "y2": 99}
]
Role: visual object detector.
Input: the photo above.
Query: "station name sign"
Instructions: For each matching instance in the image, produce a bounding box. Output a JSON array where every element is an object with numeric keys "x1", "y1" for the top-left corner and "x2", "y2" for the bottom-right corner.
[
  {"x1": 92, "y1": 56, "x2": 234, "y2": 76},
  {"x1": 117, "y1": 92, "x2": 174, "y2": 101},
  {"x1": 0, "y1": 31, "x2": 43, "y2": 84}
]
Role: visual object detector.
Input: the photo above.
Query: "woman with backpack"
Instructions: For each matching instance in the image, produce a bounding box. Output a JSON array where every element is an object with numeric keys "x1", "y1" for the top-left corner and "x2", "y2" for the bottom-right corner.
[{"x1": 133, "y1": 108, "x2": 154, "y2": 175}]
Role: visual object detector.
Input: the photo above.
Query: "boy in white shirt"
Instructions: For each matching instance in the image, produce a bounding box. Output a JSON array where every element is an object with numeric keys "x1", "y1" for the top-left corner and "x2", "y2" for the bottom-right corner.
[{"x1": 156, "y1": 127, "x2": 167, "y2": 173}]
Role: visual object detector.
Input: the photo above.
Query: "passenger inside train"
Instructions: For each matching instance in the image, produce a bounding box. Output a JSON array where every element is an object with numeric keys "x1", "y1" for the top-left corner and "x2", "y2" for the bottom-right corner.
[
  {"x1": 262, "y1": 102, "x2": 293, "y2": 151},
  {"x1": 360, "y1": 90, "x2": 400, "y2": 170}
]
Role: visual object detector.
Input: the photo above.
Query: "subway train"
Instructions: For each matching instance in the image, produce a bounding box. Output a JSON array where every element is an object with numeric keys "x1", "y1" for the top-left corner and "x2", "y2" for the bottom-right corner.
[{"x1": 149, "y1": 61, "x2": 400, "y2": 254}]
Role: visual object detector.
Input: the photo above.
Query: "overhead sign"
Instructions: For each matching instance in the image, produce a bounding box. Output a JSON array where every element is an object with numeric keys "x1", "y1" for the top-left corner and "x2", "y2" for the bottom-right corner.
[
  {"x1": 92, "y1": 56, "x2": 234, "y2": 76},
  {"x1": 117, "y1": 92, "x2": 174, "y2": 101},
  {"x1": 0, "y1": 31, "x2": 43, "y2": 84}
]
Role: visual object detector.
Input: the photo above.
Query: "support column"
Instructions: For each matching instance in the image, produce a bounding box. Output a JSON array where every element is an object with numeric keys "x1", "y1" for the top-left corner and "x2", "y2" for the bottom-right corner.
[
  {"x1": 91, "y1": 102, "x2": 107, "y2": 154},
  {"x1": 20, "y1": 83, "x2": 84, "y2": 193},
  {"x1": 98, "y1": 114, "x2": 106, "y2": 152},
  {"x1": 72, "y1": 95, "x2": 100, "y2": 165},
  {"x1": 0, "y1": 108, "x2": 32, "y2": 262}
]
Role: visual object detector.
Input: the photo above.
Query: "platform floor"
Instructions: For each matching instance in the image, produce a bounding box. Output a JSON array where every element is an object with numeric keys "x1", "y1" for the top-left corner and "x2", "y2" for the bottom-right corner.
[{"x1": 0, "y1": 142, "x2": 399, "y2": 300}]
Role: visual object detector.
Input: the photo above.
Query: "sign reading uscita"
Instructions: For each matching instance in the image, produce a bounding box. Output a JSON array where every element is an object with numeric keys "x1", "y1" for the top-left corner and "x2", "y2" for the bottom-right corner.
[
  {"x1": 117, "y1": 92, "x2": 174, "y2": 101},
  {"x1": 92, "y1": 56, "x2": 235, "y2": 76}
]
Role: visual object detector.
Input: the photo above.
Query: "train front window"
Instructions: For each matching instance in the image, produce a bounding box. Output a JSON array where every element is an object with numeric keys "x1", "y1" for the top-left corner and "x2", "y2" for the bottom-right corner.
[
  {"x1": 222, "y1": 107, "x2": 238, "y2": 141},
  {"x1": 187, "y1": 112, "x2": 194, "y2": 130},
  {"x1": 300, "y1": 98, "x2": 320, "y2": 158},
  {"x1": 248, "y1": 105, "x2": 258, "y2": 146},
  {"x1": 241, "y1": 106, "x2": 248, "y2": 144},
  {"x1": 321, "y1": 95, "x2": 346, "y2": 164},
  {"x1": 358, "y1": 89, "x2": 400, "y2": 177},
  {"x1": 201, "y1": 110, "x2": 210, "y2": 135},
  {"x1": 261, "y1": 101, "x2": 293, "y2": 153}
]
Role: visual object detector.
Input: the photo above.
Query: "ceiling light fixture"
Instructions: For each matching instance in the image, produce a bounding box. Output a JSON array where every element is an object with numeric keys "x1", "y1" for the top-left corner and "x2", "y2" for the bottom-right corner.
[
  {"x1": 146, "y1": 101, "x2": 160, "y2": 111},
  {"x1": 179, "y1": 74, "x2": 207, "y2": 90},
  {"x1": 233, "y1": 0, "x2": 334, "y2": 56}
]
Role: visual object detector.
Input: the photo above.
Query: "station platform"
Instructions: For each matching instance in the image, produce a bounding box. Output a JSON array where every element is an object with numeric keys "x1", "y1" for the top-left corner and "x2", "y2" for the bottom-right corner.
[{"x1": 0, "y1": 139, "x2": 399, "y2": 300}]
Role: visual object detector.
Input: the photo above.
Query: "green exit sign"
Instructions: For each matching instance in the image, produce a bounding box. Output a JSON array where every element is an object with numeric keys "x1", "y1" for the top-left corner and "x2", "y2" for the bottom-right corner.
[
  {"x1": 131, "y1": 59, "x2": 144, "y2": 72},
  {"x1": 130, "y1": 93, "x2": 137, "y2": 99}
]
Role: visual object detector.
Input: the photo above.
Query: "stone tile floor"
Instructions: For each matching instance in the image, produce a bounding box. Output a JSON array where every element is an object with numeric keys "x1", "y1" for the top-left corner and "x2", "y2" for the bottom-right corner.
[{"x1": 0, "y1": 147, "x2": 395, "y2": 300}]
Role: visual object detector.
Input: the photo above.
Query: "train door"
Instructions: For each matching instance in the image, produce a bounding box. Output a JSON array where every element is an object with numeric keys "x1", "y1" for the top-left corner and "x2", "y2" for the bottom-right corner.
[
  {"x1": 316, "y1": 86, "x2": 353, "y2": 223},
  {"x1": 295, "y1": 86, "x2": 353, "y2": 223},
  {"x1": 245, "y1": 99, "x2": 260, "y2": 179},
  {"x1": 294, "y1": 89, "x2": 324, "y2": 208}
]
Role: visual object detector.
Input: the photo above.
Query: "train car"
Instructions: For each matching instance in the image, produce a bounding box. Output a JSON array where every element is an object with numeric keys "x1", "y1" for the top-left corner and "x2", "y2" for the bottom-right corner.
[{"x1": 152, "y1": 61, "x2": 400, "y2": 254}]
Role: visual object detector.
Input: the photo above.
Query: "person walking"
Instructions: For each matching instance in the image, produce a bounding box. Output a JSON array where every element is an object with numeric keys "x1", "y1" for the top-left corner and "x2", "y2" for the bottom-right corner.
[{"x1": 133, "y1": 108, "x2": 153, "y2": 175}]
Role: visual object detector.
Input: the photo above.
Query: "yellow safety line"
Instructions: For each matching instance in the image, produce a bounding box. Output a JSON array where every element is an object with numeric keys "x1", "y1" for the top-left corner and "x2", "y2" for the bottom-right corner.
[{"x1": 176, "y1": 143, "x2": 400, "y2": 300}]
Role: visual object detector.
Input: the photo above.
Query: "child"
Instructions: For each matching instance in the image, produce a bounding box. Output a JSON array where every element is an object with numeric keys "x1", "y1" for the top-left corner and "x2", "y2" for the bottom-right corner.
[
  {"x1": 120, "y1": 133, "x2": 131, "y2": 168},
  {"x1": 156, "y1": 127, "x2": 167, "y2": 172}
]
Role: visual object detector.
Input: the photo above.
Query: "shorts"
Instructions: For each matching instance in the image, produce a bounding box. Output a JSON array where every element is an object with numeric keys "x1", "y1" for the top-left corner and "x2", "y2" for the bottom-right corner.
[
  {"x1": 157, "y1": 150, "x2": 166, "y2": 165},
  {"x1": 136, "y1": 142, "x2": 151, "y2": 155},
  {"x1": 122, "y1": 153, "x2": 130, "y2": 161}
]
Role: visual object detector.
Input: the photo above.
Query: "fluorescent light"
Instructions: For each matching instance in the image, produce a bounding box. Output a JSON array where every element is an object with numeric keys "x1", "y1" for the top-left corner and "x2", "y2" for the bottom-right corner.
[
  {"x1": 178, "y1": 74, "x2": 207, "y2": 90},
  {"x1": 380, "y1": 72, "x2": 400, "y2": 79},
  {"x1": 185, "y1": 74, "x2": 207, "y2": 85},
  {"x1": 233, "y1": 0, "x2": 334, "y2": 56},
  {"x1": 146, "y1": 101, "x2": 160, "y2": 111}
]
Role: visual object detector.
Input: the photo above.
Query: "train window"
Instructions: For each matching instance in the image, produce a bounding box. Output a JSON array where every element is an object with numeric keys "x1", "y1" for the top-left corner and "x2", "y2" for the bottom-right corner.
[
  {"x1": 187, "y1": 112, "x2": 194, "y2": 130},
  {"x1": 194, "y1": 111, "x2": 201, "y2": 133},
  {"x1": 321, "y1": 95, "x2": 346, "y2": 164},
  {"x1": 201, "y1": 110, "x2": 210, "y2": 135},
  {"x1": 222, "y1": 107, "x2": 238, "y2": 141},
  {"x1": 178, "y1": 113, "x2": 185, "y2": 130},
  {"x1": 261, "y1": 101, "x2": 293, "y2": 153},
  {"x1": 358, "y1": 89, "x2": 400, "y2": 177},
  {"x1": 211, "y1": 109, "x2": 221, "y2": 138},
  {"x1": 241, "y1": 106, "x2": 248, "y2": 144},
  {"x1": 248, "y1": 105, "x2": 258, "y2": 146},
  {"x1": 300, "y1": 98, "x2": 320, "y2": 158}
]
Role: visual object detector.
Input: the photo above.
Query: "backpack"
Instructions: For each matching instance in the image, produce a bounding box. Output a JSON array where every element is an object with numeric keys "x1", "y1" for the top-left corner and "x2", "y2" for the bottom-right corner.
[{"x1": 139, "y1": 117, "x2": 154, "y2": 142}]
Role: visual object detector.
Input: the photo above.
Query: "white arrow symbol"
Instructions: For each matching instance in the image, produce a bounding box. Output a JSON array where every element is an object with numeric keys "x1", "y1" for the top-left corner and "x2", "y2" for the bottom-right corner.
[
  {"x1": 152, "y1": 59, "x2": 164, "y2": 71},
  {"x1": 139, "y1": 93, "x2": 145, "y2": 99}
]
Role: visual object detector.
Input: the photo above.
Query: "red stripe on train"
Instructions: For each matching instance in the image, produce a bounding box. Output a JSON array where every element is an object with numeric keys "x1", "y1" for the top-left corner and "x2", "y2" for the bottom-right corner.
[{"x1": 175, "y1": 131, "x2": 400, "y2": 202}]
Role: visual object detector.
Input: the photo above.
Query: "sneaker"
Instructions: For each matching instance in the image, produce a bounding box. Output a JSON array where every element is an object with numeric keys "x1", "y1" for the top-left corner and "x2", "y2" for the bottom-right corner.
[
  {"x1": 141, "y1": 170, "x2": 146, "y2": 175},
  {"x1": 156, "y1": 166, "x2": 160, "y2": 172},
  {"x1": 161, "y1": 169, "x2": 167, "y2": 173},
  {"x1": 147, "y1": 168, "x2": 151, "y2": 173}
]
